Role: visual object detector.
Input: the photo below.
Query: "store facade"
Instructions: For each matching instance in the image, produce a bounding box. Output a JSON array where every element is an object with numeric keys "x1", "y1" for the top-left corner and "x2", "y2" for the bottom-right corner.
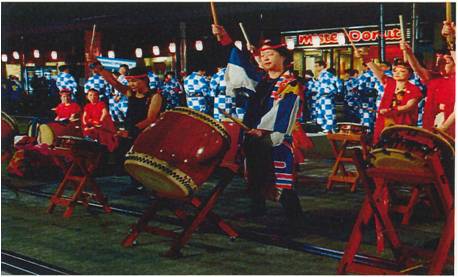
[{"x1": 282, "y1": 23, "x2": 408, "y2": 78}]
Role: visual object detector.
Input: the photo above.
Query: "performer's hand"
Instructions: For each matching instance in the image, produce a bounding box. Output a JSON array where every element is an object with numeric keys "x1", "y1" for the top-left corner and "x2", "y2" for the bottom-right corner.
[
  {"x1": 89, "y1": 60, "x2": 103, "y2": 74},
  {"x1": 211, "y1": 24, "x2": 233, "y2": 46},
  {"x1": 246, "y1": 129, "x2": 264, "y2": 138},
  {"x1": 399, "y1": 41, "x2": 412, "y2": 54},
  {"x1": 442, "y1": 21, "x2": 456, "y2": 38}
]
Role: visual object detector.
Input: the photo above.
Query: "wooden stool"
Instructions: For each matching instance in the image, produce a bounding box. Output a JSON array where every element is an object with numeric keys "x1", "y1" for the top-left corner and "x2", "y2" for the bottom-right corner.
[
  {"x1": 326, "y1": 123, "x2": 369, "y2": 192},
  {"x1": 121, "y1": 168, "x2": 239, "y2": 257},
  {"x1": 337, "y1": 148, "x2": 454, "y2": 275},
  {"x1": 47, "y1": 137, "x2": 112, "y2": 218}
]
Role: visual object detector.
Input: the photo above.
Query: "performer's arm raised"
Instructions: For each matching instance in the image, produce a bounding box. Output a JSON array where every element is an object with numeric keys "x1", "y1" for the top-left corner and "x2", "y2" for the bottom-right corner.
[
  {"x1": 354, "y1": 49, "x2": 384, "y2": 82},
  {"x1": 400, "y1": 41, "x2": 431, "y2": 81},
  {"x1": 90, "y1": 61, "x2": 129, "y2": 95}
]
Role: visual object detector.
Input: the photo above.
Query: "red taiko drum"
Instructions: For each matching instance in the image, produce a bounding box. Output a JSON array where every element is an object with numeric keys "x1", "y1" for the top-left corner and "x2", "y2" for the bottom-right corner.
[{"x1": 124, "y1": 107, "x2": 230, "y2": 199}]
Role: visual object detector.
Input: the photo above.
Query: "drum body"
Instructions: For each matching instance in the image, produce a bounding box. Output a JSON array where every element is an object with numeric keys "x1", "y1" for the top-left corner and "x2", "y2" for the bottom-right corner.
[
  {"x1": 30, "y1": 121, "x2": 83, "y2": 145},
  {"x1": 220, "y1": 121, "x2": 242, "y2": 173},
  {"x1": 370, "y1": 125, "x2": 454, "y2": 175},
  {"x1": 125, "y1": 107, "x2": 230, "y2": 199}
]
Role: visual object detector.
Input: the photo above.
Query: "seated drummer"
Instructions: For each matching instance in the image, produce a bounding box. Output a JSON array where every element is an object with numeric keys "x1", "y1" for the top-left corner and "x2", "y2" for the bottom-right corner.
[
  {"x1": 90, "y1": 61, "x2": 165, "y2": 194},
  {"x1": 54, "y1": 88, "x2": 81, "y2": 122},
  {"x1": 82, "y1": 89, "x2": 118, "y2": 152},
  {"x1": 212, "y1": 25, "x2": 304, "y2": 232}
]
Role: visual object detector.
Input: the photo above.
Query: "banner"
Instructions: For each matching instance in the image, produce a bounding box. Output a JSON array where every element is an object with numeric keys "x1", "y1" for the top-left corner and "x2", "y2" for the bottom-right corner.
[{"x1": 96, "y1": 56, "x2": 137, "y2": 72}]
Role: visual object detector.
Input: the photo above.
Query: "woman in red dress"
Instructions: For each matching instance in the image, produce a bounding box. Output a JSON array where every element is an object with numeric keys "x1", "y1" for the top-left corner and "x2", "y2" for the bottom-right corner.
[
  {"x1": 82, "y1": 89, "x2": 118, "y2": 151},
  {"x1": 356, "y1": 51, "x2": 423, "y2": 144}
]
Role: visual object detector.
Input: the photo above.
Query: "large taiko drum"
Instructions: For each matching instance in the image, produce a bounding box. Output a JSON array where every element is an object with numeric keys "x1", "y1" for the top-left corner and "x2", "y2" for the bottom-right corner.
[
  {"x1": 124, "y1": 107, "x2": 230, "y2": 199},
  {"x1": 370, "y1": 125, "x2": 454, "y2": 178},
  {"x1": 28, "y1": 121, "x2": 83, "y2": 146},
  {"x1": 2, "y1": 111, "x2": 19, "y2": 160}
]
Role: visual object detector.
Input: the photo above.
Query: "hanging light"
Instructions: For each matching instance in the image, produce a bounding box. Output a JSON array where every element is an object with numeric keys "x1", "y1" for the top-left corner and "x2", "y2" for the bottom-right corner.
[
  {"x1": 108, "y1": 50, "x2": 115, "y2": 58},
  {"x1": 169, "y1": 42, "x2": 176, "y2": 54},
  {"x1": 234, "y1": 40, "x2": 243, "y2": 50},
  {"x1": 135, "y1": 48, "x2": 143, "y2": 58},
  {"x1": 51, "y1": 50, "x2": 58, "y2": 60},
  {"x1": 312, "y1": 36, "x2": 321, "y2": 47},
  {"x1": 337, "y1": 33, "x2": 346, "y2": 46},
  {"x1": 195, "y1": 40, "x2": 203, "y2": 51},
  {"x1": 1, "y1": 54, "x2": 7, "y2": 63},
  {"x1": 33, "y1": 49, "x2": 40, "y2": 58},
  {"x1": 152, "y1": 46, "x2": 160, "y2": 56},
  {"x1": 286, "y1": 37, "x2": 295, "y2": 50},
  {"x1": 12, "y1": 51, "x2": 20, "y2": 60}
]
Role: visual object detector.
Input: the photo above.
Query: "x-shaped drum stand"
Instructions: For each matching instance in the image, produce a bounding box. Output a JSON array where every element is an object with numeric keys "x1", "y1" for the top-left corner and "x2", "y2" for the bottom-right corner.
[{"x1": 337, "y1": 148, "x2": 453, "y2": 274}]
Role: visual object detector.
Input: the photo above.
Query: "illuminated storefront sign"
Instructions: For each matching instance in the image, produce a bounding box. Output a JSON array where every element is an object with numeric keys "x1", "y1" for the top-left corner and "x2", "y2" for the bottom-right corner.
[{"x1": 282, "y1": 24, "x2": 407, "y2": 49}]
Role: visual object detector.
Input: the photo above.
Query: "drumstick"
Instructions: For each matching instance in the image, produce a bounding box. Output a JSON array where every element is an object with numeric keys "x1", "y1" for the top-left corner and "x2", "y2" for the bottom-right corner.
[
  {"x1": 89, "y1": 24, "x2": 96, "y2": 60},
  {"x1": 446, "y1": 0, "x2": 452, "y2": 23},
  {"x1": 218, "y1": 108, "x2": 250, "y2": 131},
  {"x1": 210, "y1": 1, "x2": 221, "y2": 41},
  {"x1": 342, "y1": 28, "x2": 358, "y2": 53},
  {"x1": 399, "y1": 15, "x2": 407, "y2": 62},
  {"x1": 239, "y1": 22, "x2": 252, "y2": 47}
]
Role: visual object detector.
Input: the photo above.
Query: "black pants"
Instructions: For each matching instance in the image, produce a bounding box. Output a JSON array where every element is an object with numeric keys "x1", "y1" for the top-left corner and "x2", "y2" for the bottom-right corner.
[{"x1": 243, "y1": 135, "x2": 303, "y2": 222}]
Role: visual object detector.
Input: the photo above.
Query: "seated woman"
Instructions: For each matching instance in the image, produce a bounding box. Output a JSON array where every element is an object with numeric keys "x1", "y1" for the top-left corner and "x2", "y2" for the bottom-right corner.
[
  {"x1": 356, "y1": 51, "x2": 423, "y2": 144},
  {"x1": 55, "y1": 88, "x2": 81, "y2": 121},
  {"x1": 82, "y1": 89, "x2": 118, "y2": 152}
]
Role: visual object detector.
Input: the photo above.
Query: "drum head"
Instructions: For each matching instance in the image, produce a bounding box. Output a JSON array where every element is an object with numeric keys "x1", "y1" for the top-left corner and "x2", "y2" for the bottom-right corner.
[
  {"x1": 124, "y1": 152, "x2": 198, "y2": 199},
  {"x1": 38, "y1": 124, "x2": 54, "y2": 145},
  {"x1": 370, "y1": 148, "x2": 428, "y2": 170}
]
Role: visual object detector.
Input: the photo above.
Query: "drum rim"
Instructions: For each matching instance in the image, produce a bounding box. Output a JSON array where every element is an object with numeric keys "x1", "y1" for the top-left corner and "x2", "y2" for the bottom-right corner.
[
  {"x1": 381, "y1": 125, "x2": 454, "y2": 155},
  {"x1": 167, "y1": 107, "x2": 230, "y2": 143},
  {"x1": 1, "y1": 111, "x2": 19, "y2": 132},
  {"x1": 125, "y1": 151, "x2": 198, "y2": 197}
]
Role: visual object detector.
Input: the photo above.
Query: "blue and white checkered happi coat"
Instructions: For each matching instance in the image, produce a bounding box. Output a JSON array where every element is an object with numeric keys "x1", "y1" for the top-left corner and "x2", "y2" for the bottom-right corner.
[
  {"x1": 161, "y1": 78, "x2": 182, "y2": 110},
  {"x1": 213, "y1": 94, "x2": 238, "y2": 121},
  {"x1": 148, "y1": 71, "x2": 162, "y2": 91},
  {"x1": 312, "y1": 70, "x2": 338, "y2": 132},
  {"x1": 56, "y1": 72, "x2": 78, "y2": 100},
  {"x1": 357, "y1": 70, "x2": 378, "y2": 131},
  {"x1": 210, "y1": 68, "x2": 227, "y2": 97},
  {"x1": 108, "y1": 75, "x2": 128, "y2": 122},
  {"x1": 184, "y1": 72, "x2": 211, "y2": 114},
  {"x1": 84, "y1": 73, "x2": 112, "y2": 100},
  {"x1": 183, "y1": 72, "x2": 210, "y2": 97},
  {"x1": 344, "y1": 77, "x2": 361, "y2": 118}
]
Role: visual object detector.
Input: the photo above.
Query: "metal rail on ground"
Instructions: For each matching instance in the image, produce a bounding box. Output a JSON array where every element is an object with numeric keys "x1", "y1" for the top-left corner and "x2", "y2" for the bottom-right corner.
[{"x1": 1, "y1": 250, "x2": 77, "y2": 275}]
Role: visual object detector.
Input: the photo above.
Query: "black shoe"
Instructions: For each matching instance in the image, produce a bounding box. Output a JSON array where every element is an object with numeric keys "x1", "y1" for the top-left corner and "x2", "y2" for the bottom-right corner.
[{"x1": 120, "y1": 185, "x2": 145, "y2": 196}]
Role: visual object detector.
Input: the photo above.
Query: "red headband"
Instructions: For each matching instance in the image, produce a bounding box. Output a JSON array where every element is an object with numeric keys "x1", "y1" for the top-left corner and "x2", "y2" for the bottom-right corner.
[
  {"x1": 125, "y1": 74, "x2": 148, "y2": 80},
  {"x1": 260, "y1": 43, "x2": 286, "y2": 52}
]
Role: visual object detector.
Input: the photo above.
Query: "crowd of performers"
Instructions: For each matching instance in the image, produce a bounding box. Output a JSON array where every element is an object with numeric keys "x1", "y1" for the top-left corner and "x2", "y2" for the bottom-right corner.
[{"x1": 5, "y1": 20, "x2": 455, "y2": 231}]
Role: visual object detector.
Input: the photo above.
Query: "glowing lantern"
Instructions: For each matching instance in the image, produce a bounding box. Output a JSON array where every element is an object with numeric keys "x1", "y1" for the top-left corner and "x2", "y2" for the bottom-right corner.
[
  {"x1": 195, "y1": 40, "x2": 203, "y2": 51},
  {"x1": 12, "y1": 51, "x2": 20, "y2": 60},
  {"x1": 1, "y1": 54, "x2": 7, "y2": 62},
  {"x1": 135, "y1": 48, "x2": 143, "y2": 58},
  {"x1": 33, "y1": 49, "x2": 40, "y2": 58},
  {"x1": 51, "y1": 51, "x2": 58, "y2": 60},
  {"x1": 108, "y1": 50, "x2": 115, "y2": 58},
  {"x1": 286, "y1": 38, "x2": 295, "y2": 50},
  {"x1": 152, "y1": 46, "x2": 160, "y2": 56},
  {"x1": 169, "y1": 42, "x2": 176, "y2": 54}
]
